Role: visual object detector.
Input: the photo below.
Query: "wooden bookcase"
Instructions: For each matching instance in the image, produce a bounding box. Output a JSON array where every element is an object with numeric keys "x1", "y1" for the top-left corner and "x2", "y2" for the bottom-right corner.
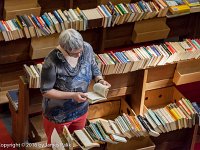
[
  {"x1": 1, "y1": 0, "x2": 200, "y2": 149},
  {"x1": 8, "y1": 59, "x2": 200, "y2": 149}
]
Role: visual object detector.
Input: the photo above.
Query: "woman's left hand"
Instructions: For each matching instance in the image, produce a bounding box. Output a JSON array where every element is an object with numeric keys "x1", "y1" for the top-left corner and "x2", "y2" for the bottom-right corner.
[{"x1": 99, "y1": 79, "x2": 111, "y2": 88}]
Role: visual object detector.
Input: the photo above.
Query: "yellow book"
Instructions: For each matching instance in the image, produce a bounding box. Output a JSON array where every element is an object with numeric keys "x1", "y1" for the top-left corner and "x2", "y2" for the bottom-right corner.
[
  {"x1": 169, "y1": 5, "x2": 190, "y2": 14},
  {"x1": 167, "y1": 105, "x2": 182, "y2": 129},
  {"x1": 130, "y1": 116, "x2": 141, "y2": 132},
  {"x1": 168, "y1": 106, "x2": 180, "y2": 120},
  {"x1": 183, "y1": 0, "x2": 200, "y2": 7},
  {"x1": 165, "y1": 0, "x2": 190, "y2": 14},
  {"x1": 76, "y1": 7, "x2": 81, "y2": 14}
]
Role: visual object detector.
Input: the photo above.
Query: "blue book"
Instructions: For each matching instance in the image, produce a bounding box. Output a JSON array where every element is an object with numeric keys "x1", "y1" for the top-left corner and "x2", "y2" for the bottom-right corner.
[
  {"x1": 31, "y1": 14, "x2": 49, "y2": 35},
  {"x1": 192, "y1": 102, "x2": 200, "y2": 114},
  {"x1": 138, "y1": 1, "x2": 148, "y2": 12},
  {"x1": 128, "y1": 3, "x2": 135, "y2": 13},
  {"x1": 101, "y1": 5, "x2": 112, "y2": 27},
  {"x1": 120, "y1": 52, "x2": 130, "y2": 62},
  {"x1": 31, "y1": 14, "x2": 42, "y2": 28},
  {"x1": 53, "y1": 10, "x2": 63, "y2": 23},
  {"x1": 42, "y1": 14, "x2": 51, "y2": 27},
  {"x1": 0, "y1": 22, "x2": 6, "y2": 31},
  {"x1": 7, "y1": 89, "x2": 19, "y2": 111},
  {"x1": 115, "y1": 52, "x2": 126, "y2": 63},
  {"x1": 150, "y1": 46, "x2": 161, "y2": 57},
  {"x1": 90, "y1": 123, "x2": 105, "y2": 141},
  {"x1": 44, "y1": 12, "x2": 54, "y2": 26}
]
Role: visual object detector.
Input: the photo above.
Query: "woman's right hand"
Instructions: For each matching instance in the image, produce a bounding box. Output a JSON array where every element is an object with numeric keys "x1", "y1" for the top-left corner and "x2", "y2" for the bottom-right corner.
[{"x1": 72, "y1": 92, "x2": 88, "y2": 103}]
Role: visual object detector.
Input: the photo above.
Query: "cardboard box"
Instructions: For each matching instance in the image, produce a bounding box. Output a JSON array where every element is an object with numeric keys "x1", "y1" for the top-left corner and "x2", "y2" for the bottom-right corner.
[
  {"x1": 173, "y1": 59, "x2": 200, "y2": 85},
  {"x1": 30, "y1": 34, "x2": 59, "y2": 59},
  {"x1": 132, "y1": 18, "x2": 170, "y2": 43},
  {"x1": 3, "y1": 0, "x2": 41, "y2": 20}
]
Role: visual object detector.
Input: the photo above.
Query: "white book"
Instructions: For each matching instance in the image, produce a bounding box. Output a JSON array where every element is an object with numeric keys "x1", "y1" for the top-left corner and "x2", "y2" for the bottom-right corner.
[
  {"x1": 69, "y1": 9, "x2": 80, "y2": 30},
  {"x1": 51, "y1": 128, "x2": 66, "y2": 150},
  {"x1": 108, "y1": 120, "x2": 123, "y2": 136},
  {"x1": 87, "y1": 83, "x2": 109, "y2": 104},
  {"x1": 97, "y1": 6, "x2": 108, "y2": 28},
  {"x1": 74, "y1": 130, "x2": 100, "y2": 149},
  {"x1": 110, "y1": 134, "x2": 127, "y2": 143},
  {"x1": 57, "y1": 9, "x2": 69, "y2": 30}
]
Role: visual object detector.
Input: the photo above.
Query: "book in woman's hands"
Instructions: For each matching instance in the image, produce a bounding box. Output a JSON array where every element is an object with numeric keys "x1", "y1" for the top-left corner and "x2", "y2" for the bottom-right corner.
[{"x1": 87, "y1": 83, "x2": 109, "y2": 104}]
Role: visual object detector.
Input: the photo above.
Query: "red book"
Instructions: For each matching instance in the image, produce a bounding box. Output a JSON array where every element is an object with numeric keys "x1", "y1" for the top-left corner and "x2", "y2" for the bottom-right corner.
[
  {"x1": 165, "y1": 42, "x2": 176, "y2": 54},
  {"x1": 195, "y1": 39, "x2": 200, "y2": 46},
  {"x1": 36, "y1": 16, "x2": 44, "y2": 27},
  {"x1": 110, "y1": 51, "x2": 121, "y2": 63},
  {"x1": 177, "y1": 100, "x2": 192, "y2": 116},
  {"x1": 132, "y1": 49, "x2": 141, "y2": 60},
  {"x1": 2, "y1": 21, "x2": 11, "y2": 31},
  {"x1": 28, "y1": 16, "x2": 37, "y2": 28},
  {"x1": 97, "y1": 54, "x2": 106, "y2": 65},
  {"x1": 186, "y1": 39, "x2": 197, "y2": 50}
]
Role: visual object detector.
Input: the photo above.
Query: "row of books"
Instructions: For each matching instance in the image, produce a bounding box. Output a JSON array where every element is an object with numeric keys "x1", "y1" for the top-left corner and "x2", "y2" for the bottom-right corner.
[
  {"x1": 23, "y1": 39, "x2": 200, "y2": 88},
  {"x1": 95, "y1": 39, "x2": 200, "y2": 75},
  {"x1": 183, "y1": 0, "x2": 200, "y2": 13},
  {"x1": 192, "y1": 102, "x2": 200, "y2": 126},
  {"x1": 144, "y1": 98, "x2": 198, "y2": 134},
  {"x1": 166, "y1": 0, "x2": 200, "y2": 15},
  {"x1": 1, "y1": 0, "x2": 199, "y2": 42},
  {"x1": 0, "y1": 0, "x2": 169, "y2": 42},
  {"x1": 23, "y1": 63, "x2": 42, "y2": 88},
  {"x1": 52, "y1": 114, "x2": 154, "y2": 149},
  {"x1": 52, "y1": 98, "x2": 198, "y2": 149}
]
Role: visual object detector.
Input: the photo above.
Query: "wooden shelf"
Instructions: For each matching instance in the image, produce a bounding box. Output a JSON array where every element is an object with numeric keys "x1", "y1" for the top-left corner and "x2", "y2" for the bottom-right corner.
[
  {"x1": 173, "y1": 59, "x2": 200, "y2": 85},
  {"x1": 2, "y1": 0, "x2": 200, "y2": 149},
  {"x1": 107, "y1": 137, "x2": 155, "y2": 150}
]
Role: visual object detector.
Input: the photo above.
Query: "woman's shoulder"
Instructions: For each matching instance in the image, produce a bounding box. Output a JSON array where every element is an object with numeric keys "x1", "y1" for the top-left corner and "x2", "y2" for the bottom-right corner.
[
  {"x1": 83, "y1": 41, "x2": 93, "y2": 52},
  {"x1": 83, "y1": 41, "x2": 94, "y2": 57},
  {"x1": 44, "y1": 48, "x2": 61, "y2": 64}
]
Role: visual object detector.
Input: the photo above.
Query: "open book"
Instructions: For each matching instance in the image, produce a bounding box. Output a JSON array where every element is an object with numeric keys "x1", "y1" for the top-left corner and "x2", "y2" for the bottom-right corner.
[{"x1": 87, "y1": 83, "x2": 109, "y2": 104}]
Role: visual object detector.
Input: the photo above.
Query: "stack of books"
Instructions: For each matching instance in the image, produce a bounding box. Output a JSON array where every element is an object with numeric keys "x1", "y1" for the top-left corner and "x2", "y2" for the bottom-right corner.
[
  {"x1": 52, "y1": 98, "x2": 198, "y2": 149},
  {"x1": 52, "y1": 114, "x2": 158, "y2": 149},
  {"x1": 95, "y1": 39, "x2": 200, "y2": 75},
  {"x1": 192, "y1": 102, "x2": 200, "y2": 126},
  {"x1": 23, "y1": 39, "x2": 200, "y2": 87},
  {"x1": 0, "y1": 19, "x2": 25, "y2": 41},
  {"x1": 164, "y1": 0, "x2": 190, "y2": 15},
  {"x1": 183, "y1": 0, "x2": 200, "y2": 12},
  {"x1": 23, "y1": 63, "x2": 42, "y2": 88},
  {"x1": 0, "y1": 1, "x2": 170, "y2": 42},
  {"x1": 144, "y1": 98, "x2": 198, "y2": 133}
]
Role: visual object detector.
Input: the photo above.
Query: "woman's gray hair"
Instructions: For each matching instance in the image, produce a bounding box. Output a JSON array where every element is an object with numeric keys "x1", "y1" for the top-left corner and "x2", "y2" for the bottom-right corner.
[{"x1": 59, "y1": 29, "x2": 83, "y2": 52}]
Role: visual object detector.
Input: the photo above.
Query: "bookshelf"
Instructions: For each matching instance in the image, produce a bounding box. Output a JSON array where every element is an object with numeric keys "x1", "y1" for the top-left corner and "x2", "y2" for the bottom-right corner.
[
  {"x1": 1, "y1": 0, "x2": 200, "y2": 149},
  {"x1": 7, "y1": 58, "x2": 200, "y2": 149}
]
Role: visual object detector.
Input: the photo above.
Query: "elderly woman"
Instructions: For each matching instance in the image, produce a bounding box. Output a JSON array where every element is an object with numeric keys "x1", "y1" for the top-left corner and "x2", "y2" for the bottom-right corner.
[{"x1": 40, "y1": 29, "x2": 110, "y2": 143}]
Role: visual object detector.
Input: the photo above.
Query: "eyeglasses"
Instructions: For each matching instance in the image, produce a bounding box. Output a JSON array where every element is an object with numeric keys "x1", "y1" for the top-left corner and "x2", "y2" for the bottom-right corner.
[{"x1": 65, "y1": 48, "x2": 83, "y2": 57}]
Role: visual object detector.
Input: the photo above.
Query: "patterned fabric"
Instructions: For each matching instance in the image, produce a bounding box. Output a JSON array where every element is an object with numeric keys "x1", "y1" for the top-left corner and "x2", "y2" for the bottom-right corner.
[{"x1": 40, "y1": 42, "x2": 101, "y2": 123}]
